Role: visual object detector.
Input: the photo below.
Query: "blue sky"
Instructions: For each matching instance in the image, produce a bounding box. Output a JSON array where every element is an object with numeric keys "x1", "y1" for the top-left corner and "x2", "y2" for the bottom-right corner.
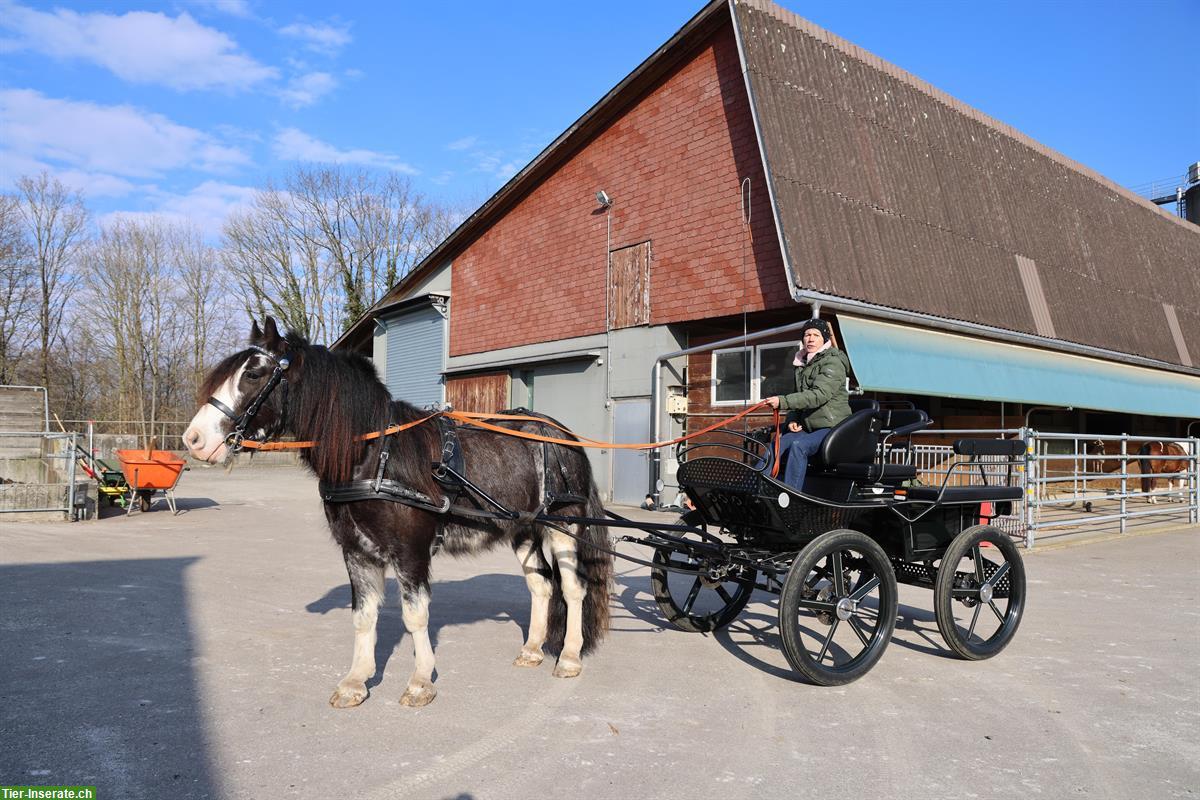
[{"x1": 1, "y1": 0, "x2": 1196, "y2": 237}]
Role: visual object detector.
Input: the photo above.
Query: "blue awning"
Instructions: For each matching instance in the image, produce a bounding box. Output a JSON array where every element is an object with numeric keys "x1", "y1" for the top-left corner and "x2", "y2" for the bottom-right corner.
[{"x1": 838, "y1": 315, "x2": 1200, "y2": 419}]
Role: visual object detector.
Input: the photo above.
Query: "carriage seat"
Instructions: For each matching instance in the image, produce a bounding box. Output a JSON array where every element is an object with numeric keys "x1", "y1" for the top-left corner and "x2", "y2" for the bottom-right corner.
[
  {"x1": 810, "y1": 408, "x2": 883, "y2": 472},
  {"x1": 810, "y1": 405, "x2": 930, "y2": 479},
  {"x1": 902, "y1": 485, "x2": 1023, "y2": 503}
]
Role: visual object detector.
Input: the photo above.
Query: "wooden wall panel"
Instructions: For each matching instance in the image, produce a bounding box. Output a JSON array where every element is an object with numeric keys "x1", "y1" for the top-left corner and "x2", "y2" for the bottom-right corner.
[{"x1": 446, "y1": 372, "x2": 510, "y2": 413}]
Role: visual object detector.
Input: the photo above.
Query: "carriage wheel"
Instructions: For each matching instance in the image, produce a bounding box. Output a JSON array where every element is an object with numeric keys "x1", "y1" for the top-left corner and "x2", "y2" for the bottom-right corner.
[
  {"x1": 138, "y1": 490, "x2": 153, "y2": 512},
  {"x1": 934, "y1": 525, "x2": 1025, "y2": 660},
  {"x1": 651, "y1": 512, "x2": 757, "y2": 633},
  {"x1": 778, "y1": 529, "x2": 897, "y2": 686}
]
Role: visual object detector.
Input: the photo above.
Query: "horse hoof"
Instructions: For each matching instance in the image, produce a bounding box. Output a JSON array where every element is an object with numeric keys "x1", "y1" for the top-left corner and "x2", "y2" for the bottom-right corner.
[
  {"x1": 552, "y1": 657, "x2": 582, "y2": 679},
  {"x1": 329, "y1": 681, "x2": 368, "y2": 708},
  {"x1": 399, "y1": 681, "x2": 436, "y2": 707},
  {"x1": 513, "y1": 649, "x2": 544, "y2": 668}
]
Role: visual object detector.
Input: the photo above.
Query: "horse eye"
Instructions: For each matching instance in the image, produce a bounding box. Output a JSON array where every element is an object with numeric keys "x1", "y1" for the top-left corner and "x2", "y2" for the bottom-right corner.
[{"x1": 244, "y1": 370, "x2": 263, "y2": 380}]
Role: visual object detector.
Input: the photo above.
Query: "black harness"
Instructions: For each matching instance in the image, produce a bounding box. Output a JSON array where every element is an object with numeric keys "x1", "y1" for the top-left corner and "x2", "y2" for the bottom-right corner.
[
  {"x1": 318, "y1": 409, "x2": 587, "y2": 527},
  {"x1": 206, "y1": 345, "x2": 290, "y2": 453}
]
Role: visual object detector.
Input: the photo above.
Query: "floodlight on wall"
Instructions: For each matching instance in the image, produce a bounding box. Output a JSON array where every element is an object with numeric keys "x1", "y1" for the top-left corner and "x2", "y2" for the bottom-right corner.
[{"x1": 595, "y1": 190, "x2": 612, "y2": 208}]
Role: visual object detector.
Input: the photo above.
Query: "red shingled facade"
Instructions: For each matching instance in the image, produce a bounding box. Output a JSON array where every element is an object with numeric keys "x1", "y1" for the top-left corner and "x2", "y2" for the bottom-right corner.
[{"x1": 448, "y1": 24, "x2": 789, "y2": 357}]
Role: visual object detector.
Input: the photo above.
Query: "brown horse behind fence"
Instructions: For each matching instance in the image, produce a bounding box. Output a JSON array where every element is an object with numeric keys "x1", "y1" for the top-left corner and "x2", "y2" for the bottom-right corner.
[
  {"x1": 1139, "y1": 441, "x2": 1189, "y2": 504},
  {"x1": 1084, "y1": 440, "x2": 1191, "y2": 504}
]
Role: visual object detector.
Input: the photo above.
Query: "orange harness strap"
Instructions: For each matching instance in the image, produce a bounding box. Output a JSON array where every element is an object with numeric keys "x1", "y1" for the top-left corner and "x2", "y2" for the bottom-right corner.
[
  {"x1": 442, "y1": 402, "x2": 773, "y2": 450},
  {"x1": 240, "y1": 403, "x2": 778, "y2": 453},
  {"x1": 239, "y1": 412, "x2": 441, "y2": 451}
]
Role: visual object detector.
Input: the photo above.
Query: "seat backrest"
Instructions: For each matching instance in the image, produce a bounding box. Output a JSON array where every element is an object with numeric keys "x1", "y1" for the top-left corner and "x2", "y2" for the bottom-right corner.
[
  {"x1": 883, "y1": 408, "x2": 932, "y2": 435},
  {"x1": 848, "y1": 397, "x2": 881, "y2": 414},
  {"x1": 817, "y1": 408, "x2": 882, "y2": 467}
]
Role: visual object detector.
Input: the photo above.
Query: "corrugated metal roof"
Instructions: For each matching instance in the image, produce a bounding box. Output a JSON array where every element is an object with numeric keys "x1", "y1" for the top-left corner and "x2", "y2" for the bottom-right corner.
[{"x1": 733, "y1": 0, "x2": 1200, "y2": 370}]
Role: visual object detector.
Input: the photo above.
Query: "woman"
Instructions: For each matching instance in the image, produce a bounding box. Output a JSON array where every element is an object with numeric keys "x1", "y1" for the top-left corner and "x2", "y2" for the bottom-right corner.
[{"x1": 763, "y1": 319, "x2": 852, "y2": 490}]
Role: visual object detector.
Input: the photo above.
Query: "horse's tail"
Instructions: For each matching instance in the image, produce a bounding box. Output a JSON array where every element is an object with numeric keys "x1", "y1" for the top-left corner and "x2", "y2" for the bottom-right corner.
[
  {"x1": 546, "y1": 479, "x2": 613, "y2": 655},
  {"x1": 1138, "y1": 442, "x2": 1154, "y2": 493}
]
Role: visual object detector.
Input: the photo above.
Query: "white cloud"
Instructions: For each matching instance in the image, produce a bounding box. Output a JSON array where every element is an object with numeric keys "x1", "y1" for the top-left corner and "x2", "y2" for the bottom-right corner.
[
  {"x1": 278, "y1": 72, "x2": 338, "y2": 108},
  {"x1": 278, "y1": 20, "x2": 352, "y2": 54},
  {"x1": 0, "y1": 89, "x2": 250, "y2": 179},
  {"x1": 188, "y1": 0, "x2": 254, "y2": 19},
  {"x1": 101, "y1": 181, "x2": 259, "y2": 239},
  {"x1": 447, "y1": 136, "x2": 478, "y2": 151},
  {"x1": 0, "y1": 150, "x2": 140, "y2": 198},
  {"x1": 273, "y1": 128, "x2": 418, "y2": 174},
  {"x1": 0, "y1": 1, "x2": 277, "y2": 91}
]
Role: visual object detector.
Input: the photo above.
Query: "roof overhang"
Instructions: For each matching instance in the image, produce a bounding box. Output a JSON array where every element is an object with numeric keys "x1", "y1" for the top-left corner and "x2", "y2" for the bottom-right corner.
[{"x1": 839, "y1": 314, "x2": 1200, "y2": 419}]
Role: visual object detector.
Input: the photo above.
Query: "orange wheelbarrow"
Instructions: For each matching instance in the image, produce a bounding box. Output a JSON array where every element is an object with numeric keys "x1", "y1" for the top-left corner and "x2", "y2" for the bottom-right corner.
[{"x1": 115, "y1": 448, "x2": 186, "y2": 514}]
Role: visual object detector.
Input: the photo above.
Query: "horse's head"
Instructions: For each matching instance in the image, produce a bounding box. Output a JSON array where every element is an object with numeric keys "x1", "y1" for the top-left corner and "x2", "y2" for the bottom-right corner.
[
  {"x1": 182, "y1": 317, "x2": 298, "y2": 463},
  {"x1": 1084, "y1": 439, "x2": 1108, "y2": 456}
]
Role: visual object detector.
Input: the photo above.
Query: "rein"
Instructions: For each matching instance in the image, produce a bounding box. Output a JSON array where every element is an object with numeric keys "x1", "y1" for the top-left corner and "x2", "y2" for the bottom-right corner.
[{"x1": 237, "y1": 401, "x2": 780, "y2": 453}]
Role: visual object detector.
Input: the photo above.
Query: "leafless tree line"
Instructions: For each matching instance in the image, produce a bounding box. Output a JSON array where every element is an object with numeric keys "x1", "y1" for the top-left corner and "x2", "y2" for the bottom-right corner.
[
  {"x1": 223, "y1": 167, "x2": 458, "y2": 344},
  {"x1": 1, "y1": 166, "x2": 459, "y2": 442}
]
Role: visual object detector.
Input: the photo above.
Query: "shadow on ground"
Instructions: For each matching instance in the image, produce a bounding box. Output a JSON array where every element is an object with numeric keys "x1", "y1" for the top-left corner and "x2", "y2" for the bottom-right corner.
[
  {"x1": 306, "y1": 573, "x2": 531, "y2": 685},
  {"x1": 0, "y1": 557, "x2": 220, "y2": 799}
]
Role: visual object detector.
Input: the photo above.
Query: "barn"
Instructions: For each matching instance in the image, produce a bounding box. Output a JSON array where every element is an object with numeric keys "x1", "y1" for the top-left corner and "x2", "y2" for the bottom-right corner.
[{"x1": 333, "y1": 0, "x2": 1200, "y2": 504}]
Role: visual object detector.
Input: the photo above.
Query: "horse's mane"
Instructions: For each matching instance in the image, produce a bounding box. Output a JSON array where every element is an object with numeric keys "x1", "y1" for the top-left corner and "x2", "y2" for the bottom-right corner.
[
  {"x1": 197, "y1": 348, "x2": 256, "y2": 404},
  {"x1": 198, "y1": 334, "x2": 436, "y2": 484},
  {"x1": 286, "y1": 335, "x2": 433, "y2": 484}
]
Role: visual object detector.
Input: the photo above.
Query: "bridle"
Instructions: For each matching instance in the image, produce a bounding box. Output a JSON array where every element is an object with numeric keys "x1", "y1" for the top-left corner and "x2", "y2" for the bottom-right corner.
[{"x1": 207, "y1": 345, "x2": 290, "y2": 453}]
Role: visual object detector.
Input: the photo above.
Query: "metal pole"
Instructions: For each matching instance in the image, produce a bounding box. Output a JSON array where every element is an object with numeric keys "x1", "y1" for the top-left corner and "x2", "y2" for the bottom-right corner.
[
  {"x1": 1022, "y1": 427, "x2": 1035, "y2": 549},
  {"x1": 1119, "y1": 436, "x2": 1127, "y2": 535},
  {"x1": 67, "y1": 433, "x2": 77, "y2": 521},
  {"x1": 1185, "y1": 438, "x2": 1195, "y2": 525}
]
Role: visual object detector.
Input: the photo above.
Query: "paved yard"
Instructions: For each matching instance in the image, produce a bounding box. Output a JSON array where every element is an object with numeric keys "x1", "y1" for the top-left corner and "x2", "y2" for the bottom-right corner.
[{"x1": 1, "y1": 465, "x2": 1197, "y2": 799}]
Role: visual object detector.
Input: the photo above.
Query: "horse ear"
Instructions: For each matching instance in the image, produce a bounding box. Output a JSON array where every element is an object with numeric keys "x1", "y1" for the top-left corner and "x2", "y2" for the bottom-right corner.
[
  {"x1": 250, "y1": 319, "x2": 262, "y2": 343},
  {"x1": 263, "y1": 317, "x2": 281, "y2": 344}
]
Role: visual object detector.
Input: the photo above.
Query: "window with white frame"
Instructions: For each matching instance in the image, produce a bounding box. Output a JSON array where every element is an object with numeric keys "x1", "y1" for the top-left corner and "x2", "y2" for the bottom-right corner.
[{"x1": 711, "y1": 342, "x2": 802, "y2": 406}]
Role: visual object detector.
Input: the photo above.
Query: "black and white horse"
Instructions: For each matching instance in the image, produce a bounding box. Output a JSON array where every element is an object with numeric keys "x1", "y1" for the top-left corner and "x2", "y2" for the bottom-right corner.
[{"x1": 182, "y1": 319, "x2": 613, "y2": 707}]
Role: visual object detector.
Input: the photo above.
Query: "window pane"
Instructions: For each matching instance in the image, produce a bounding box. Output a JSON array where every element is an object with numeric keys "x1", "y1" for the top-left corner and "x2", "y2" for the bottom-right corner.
[
  {"x1": 714, "y1": 350, "x2": 751, "y2": 403},
  {"x1": 760, "y1": 346, "x2": 797, "y2": 398}
]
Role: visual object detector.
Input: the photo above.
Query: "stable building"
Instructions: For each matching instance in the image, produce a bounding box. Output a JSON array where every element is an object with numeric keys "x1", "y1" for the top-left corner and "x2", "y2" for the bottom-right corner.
[{"x1": 334, "y1": 0, "x2": 1200, "y2": 504}]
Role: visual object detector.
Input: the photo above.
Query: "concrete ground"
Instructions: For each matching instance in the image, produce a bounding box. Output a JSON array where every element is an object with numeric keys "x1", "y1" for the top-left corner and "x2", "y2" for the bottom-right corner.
[{"x1": 1, "y1": 465, "x2": 1197, "y2": 800}]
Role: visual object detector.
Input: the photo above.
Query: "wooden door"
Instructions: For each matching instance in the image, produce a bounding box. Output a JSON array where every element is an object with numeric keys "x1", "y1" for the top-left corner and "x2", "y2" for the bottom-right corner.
[
  {"x1": 608, "y1": 241, "x2": 650, "y2": 329},
  {"x1": 445, "y1": 371, "x2": 510, "y2": 413}
]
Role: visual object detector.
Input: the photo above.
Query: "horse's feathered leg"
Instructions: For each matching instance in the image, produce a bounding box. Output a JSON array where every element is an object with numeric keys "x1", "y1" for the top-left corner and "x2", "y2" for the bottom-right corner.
[
  {"x1": 330, "y1": 548, "x2": 386, "y2": 708},
  {"x1": 513, "y1": 534, "x2": 552, "y2": 667},
  {"x1": 395, "y1": 559, "x2": 437, "y2": 707},
  {"x1": 545, "y1": 525, "x2": 588, "y2": 678}
]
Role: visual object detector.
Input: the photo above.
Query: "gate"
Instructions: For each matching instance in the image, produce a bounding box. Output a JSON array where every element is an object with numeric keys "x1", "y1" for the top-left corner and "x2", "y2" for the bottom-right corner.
[{"x1": 887, "y1": 429, "x2": 1199, "y2": 548}]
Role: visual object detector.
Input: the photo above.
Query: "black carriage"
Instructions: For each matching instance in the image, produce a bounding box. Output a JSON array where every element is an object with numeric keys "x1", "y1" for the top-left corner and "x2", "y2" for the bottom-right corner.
[{"x1": 611, "y1": 398, "x2": 1028, "y2": 686}]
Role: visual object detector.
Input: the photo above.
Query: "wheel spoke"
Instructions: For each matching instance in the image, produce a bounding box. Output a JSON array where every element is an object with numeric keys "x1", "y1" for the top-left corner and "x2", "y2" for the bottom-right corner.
[
  {"x1": 682, "y1": 578, "x2": 703, "y2": 614},
  {"x1": 951, "y1": 587, "x2": 978, "y2": 599},
  {"x1": 715, "y1": 585, "x2": 734, "y2": 604},
  {"x1": 831, "y1": 552, "x2": 846, "y2": 596},
  {"x1": 849, "y1": 575, "x2": 880, "y2": 602},
  {"x1": 795, "y1": 598, "x2": 839, "y2": 614},
  {"x1": 966, "y1": 603, "x2": 982, "y2": 641},
  {"x1": 972, "y1": 546, "x2": 985, "y2": 582},
  {"x1": 989, "y1": 600, "x2": 1006, "y2": 624},
  {"x1": 849, "y1": 616, "x2": 869, "y2": 647},
  {"x1": 984, "y1": 561, "x2": 1010, "y2": 588},
  {"x1": 816, "y1": 618, "x2": 840, "y2": 663}
]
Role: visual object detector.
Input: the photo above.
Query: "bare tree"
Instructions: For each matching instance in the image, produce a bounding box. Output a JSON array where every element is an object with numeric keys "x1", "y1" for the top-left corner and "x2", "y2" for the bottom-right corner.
[
  {"x1": 223, "y1": 165, "x2": 457, "y2": 342},
  {"x1": 86, "y1": 218, "x2": 193, "y2": 446},
  {"x1": 0, "y1": 193, "x2": 33, "y2": 383},
  {"x1": 223, "y1": 183, "x2": 332, "y2": 342},
  {"x1": 15, "y1": 173, "x2": 89, "y2": 392},
  {"x1": 175, "y1": 226, "x2": 237, "y2": 392}
]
